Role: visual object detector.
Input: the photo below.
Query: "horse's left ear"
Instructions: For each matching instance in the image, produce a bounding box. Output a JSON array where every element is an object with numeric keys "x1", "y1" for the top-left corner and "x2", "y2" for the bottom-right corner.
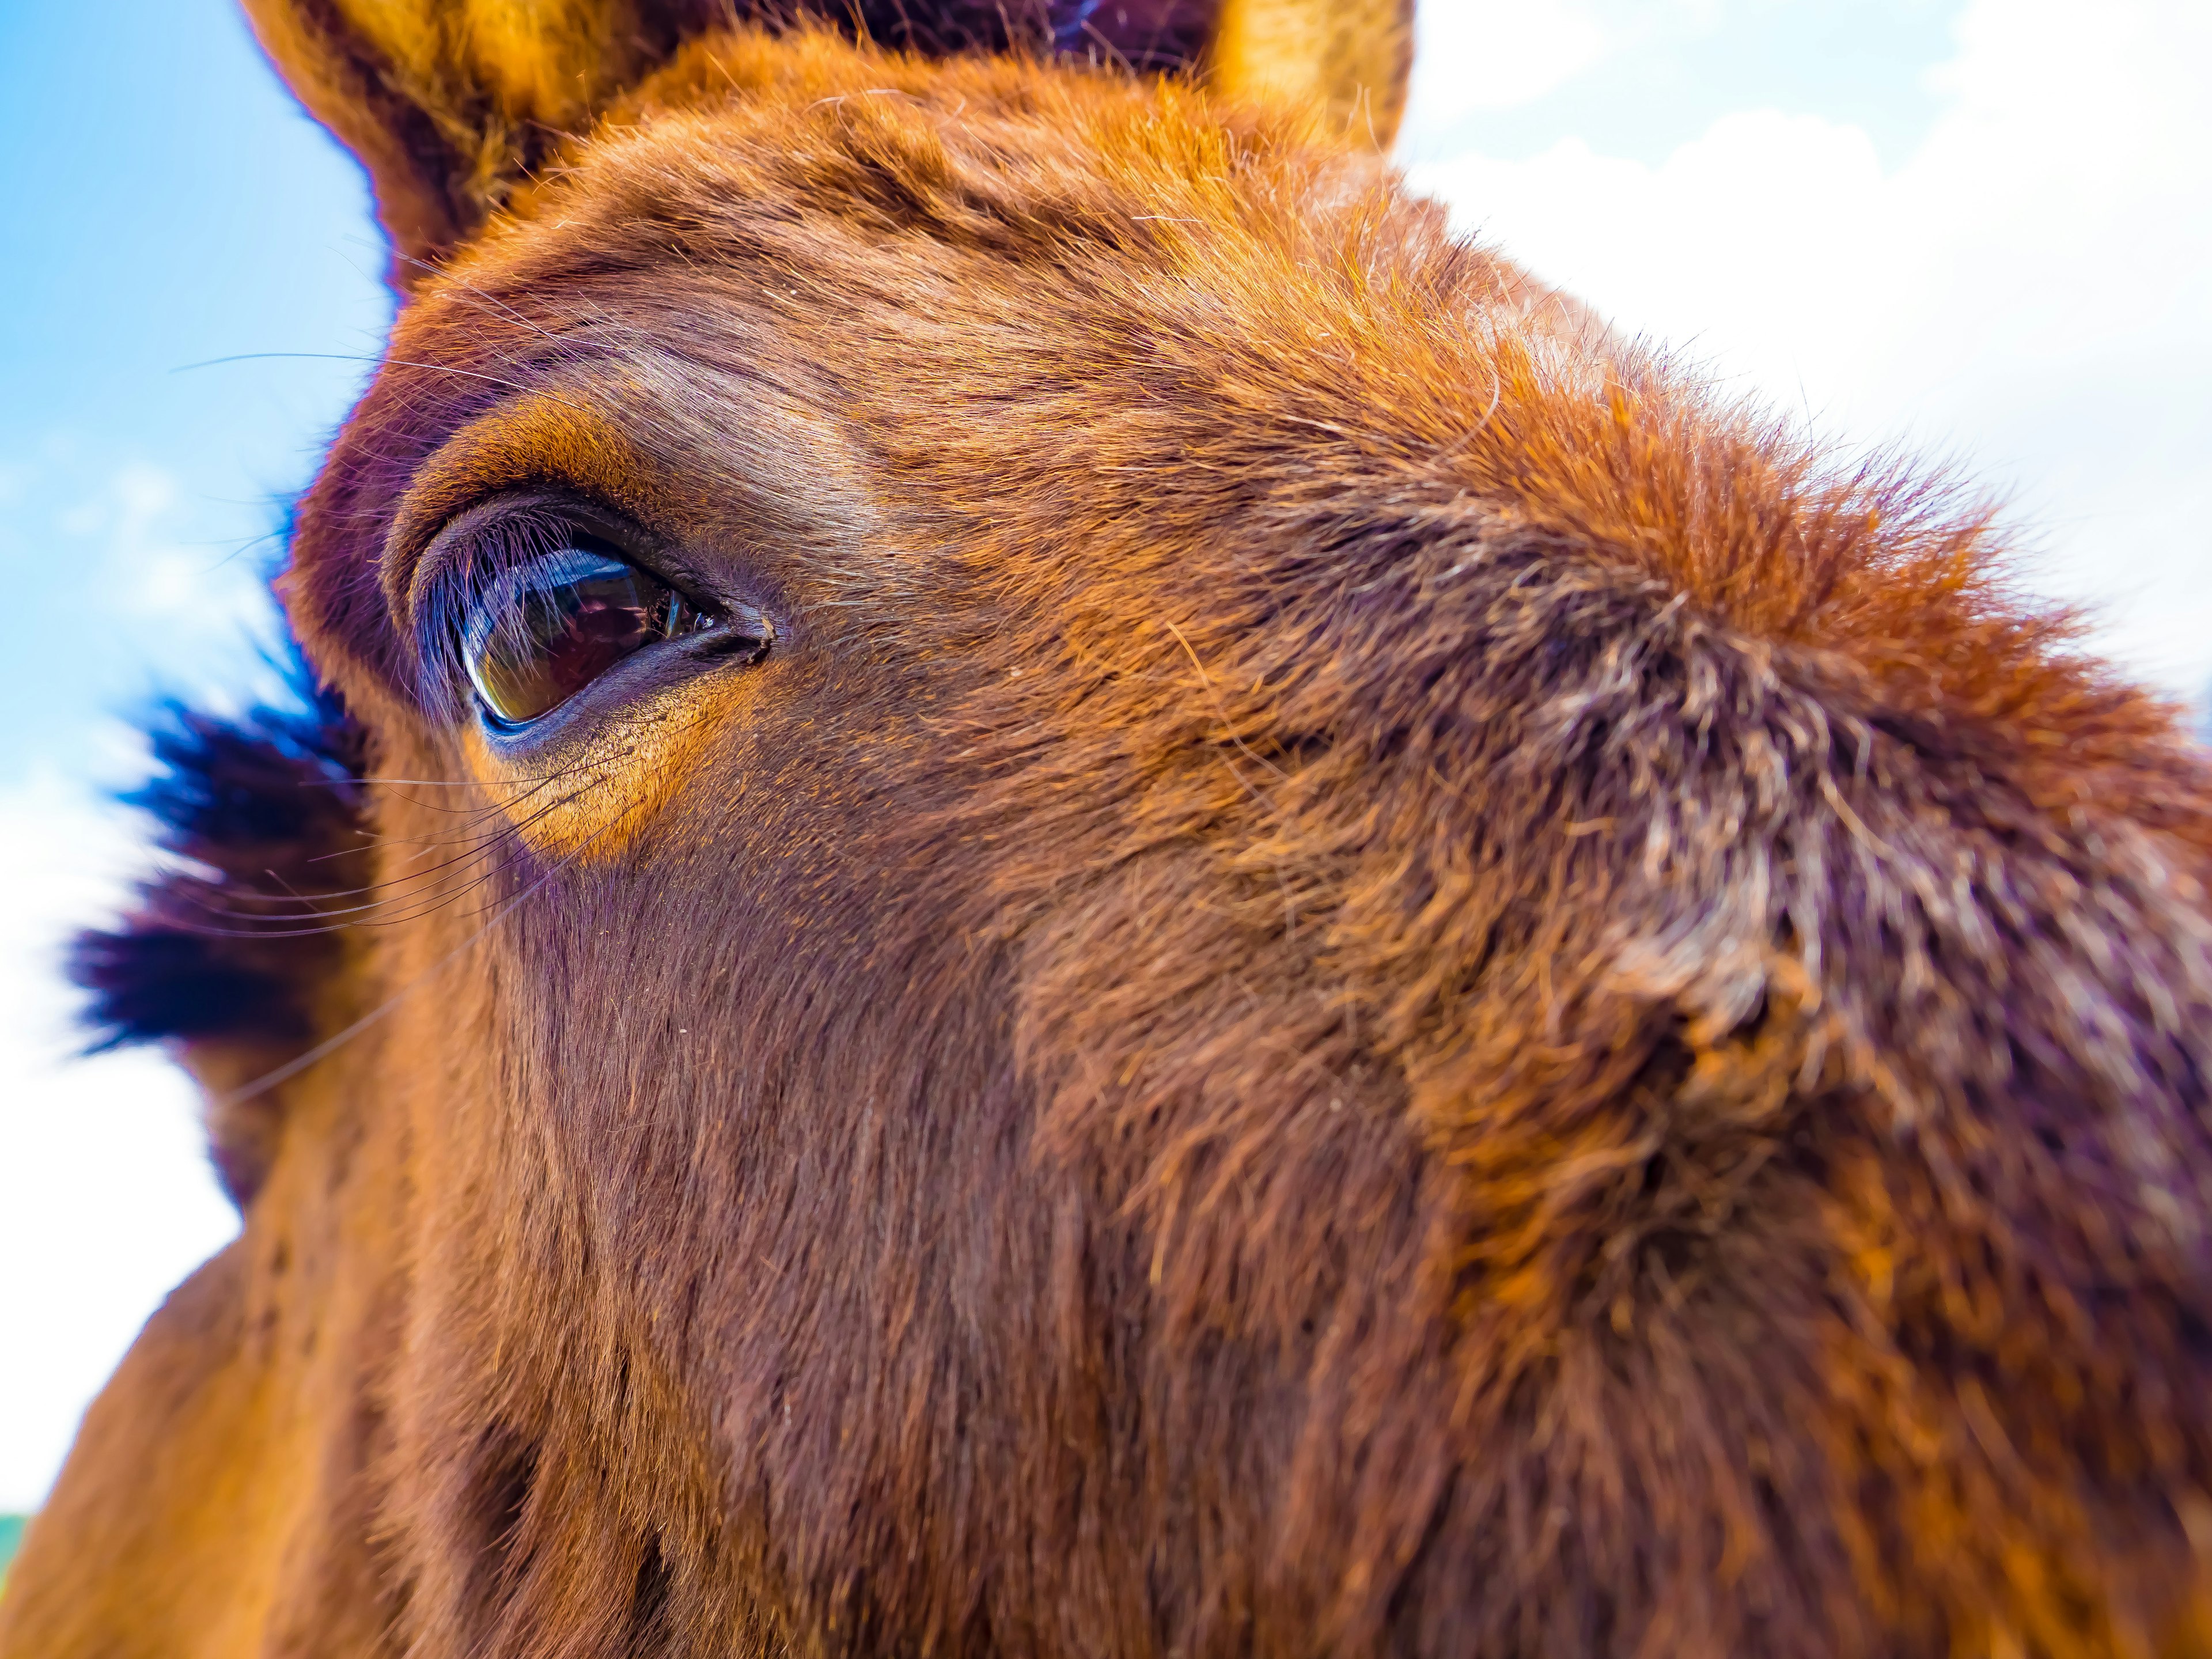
[
  {"x1": 1205, "y1": 0, "x2": 1413, "y2": 149},
  {"x1": 241, "y1": 0, "x2": 1414, "y2": 287},
  {"x1": 240, "y1": 0, "x2": 736, "y2": 285}
]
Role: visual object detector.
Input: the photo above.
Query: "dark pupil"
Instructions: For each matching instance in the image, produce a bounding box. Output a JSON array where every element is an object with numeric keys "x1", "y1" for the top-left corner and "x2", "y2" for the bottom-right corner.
[{"x1": 464, "y1": 542, "x2": 713, "y2": 727}]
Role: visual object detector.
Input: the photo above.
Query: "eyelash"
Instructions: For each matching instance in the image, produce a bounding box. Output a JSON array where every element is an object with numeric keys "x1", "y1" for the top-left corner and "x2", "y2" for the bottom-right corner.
[
  {"x1": 415, "y1": 504, "x2": 768, "y2": 733},
  {"x1": 416, "y1": 507, "x2": 581, "y2": 706}
]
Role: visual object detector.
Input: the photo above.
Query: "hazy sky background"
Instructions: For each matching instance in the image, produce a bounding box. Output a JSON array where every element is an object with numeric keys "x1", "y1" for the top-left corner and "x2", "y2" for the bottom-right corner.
[{"x1": 1, "y1": 0, "x2": 2207, "y2": 1511}]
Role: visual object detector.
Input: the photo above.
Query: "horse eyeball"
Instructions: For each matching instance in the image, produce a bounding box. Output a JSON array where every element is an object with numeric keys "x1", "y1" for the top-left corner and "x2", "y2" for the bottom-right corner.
[{"x1": 460, "y1": 541, "x2": 730, "y2": 728}]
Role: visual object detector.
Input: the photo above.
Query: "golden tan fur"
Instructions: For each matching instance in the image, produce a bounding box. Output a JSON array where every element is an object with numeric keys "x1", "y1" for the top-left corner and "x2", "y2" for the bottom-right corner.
[
  {"x1": 1208, "y1": 0, "x2": 1410, "y2": 138},
  {"x1": 6, "y1": 8, "x2": 2212, "y2": 1658}
]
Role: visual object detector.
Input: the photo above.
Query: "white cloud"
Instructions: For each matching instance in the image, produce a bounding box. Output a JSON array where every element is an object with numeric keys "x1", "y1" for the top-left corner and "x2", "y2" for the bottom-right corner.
[
  {"x1": 65, "y1": 460, "x2": 283, "y2": 652},
  {"x1": 0, "y1": 771, "x2": 236, "y2": 1511},
  {"x1": 1407, "y1": 0, "x2": 1614, "y2": 118},
  {"x1": 1407, "y1": 0, "x2": 2212, "y2": 702},
  {"x1": 0, "y1": 450, "x2": 294, "y2": 768}
]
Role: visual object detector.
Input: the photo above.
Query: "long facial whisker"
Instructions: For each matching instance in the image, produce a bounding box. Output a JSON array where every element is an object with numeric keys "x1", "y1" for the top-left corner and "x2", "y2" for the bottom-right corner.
[
  {"x1": 165, "y1": 784, "x2": 594, "y2": 935},
  {"x1": 213, "y1": 788, "x2": 653, "y2": 1107},
  {"x1": 160, "y1": 783, "x2": 562, "y2": 920},
  {"x1": 156, "y1": 747, "x2": 614, "y2": 933},
  {"x1": 171, "y1": 350, "x2": 592, "y2": 412}
]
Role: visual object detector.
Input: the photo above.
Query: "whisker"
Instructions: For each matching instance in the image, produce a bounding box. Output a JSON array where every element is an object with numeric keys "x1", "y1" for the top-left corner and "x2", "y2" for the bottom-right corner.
[
  {"x1": 214, "y1": 790, "x2": 653, "y2": 1106},
  {"x1": 169, "y1": 350, "x2": 593, "y2": 412}
]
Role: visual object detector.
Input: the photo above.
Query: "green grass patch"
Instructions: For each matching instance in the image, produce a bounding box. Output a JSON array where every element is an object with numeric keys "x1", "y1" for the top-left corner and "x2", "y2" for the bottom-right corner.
[{"x1": 0, "y1": 1514, "x2": 26, "y2": 1582}]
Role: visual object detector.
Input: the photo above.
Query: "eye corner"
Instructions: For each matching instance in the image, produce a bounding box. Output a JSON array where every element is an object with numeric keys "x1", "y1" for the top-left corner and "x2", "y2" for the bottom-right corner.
[{"x1": 695, "y1": 601, "x2": 777, "y2": 666}]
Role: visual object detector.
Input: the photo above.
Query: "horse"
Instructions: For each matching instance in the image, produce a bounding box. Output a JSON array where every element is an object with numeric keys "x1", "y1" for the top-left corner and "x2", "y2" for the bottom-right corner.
[{"x1": 6, "y1": 2, "x2": 2212, "y2": 1654}]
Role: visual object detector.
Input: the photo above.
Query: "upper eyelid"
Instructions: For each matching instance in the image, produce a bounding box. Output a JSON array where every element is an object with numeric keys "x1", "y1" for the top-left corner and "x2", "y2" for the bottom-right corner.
[
  {"x1": 406, "y1": 490, "x2": 666, "y2": 625},
  {"x1": 376, "y1": 368, "x2": 844, "y2": 665},
  {"x1": 378, "y1": 385, "x2": 677, "y2": 632},
  {"x1": 374, "y1": 372, "x2": 819, "y2": 709},
  {"x1": 407, "y1": 495, "x2": 691, "y2": 715},
  {"x1": 406, "y1": 487, "x2": 722, "y2": 636}
]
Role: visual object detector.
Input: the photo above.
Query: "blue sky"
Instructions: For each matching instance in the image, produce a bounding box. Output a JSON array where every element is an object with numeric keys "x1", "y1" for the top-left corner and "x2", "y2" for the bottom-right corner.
[
  {"x1": 0, "y1": 0, "x2": 387, "y2": 1513},
  {"x1": 0, "y1": 0, "x2": 388, "y2": 777},
  {"x1": 1, "y1": 0, "x2": 2208, "y2": 1510}
]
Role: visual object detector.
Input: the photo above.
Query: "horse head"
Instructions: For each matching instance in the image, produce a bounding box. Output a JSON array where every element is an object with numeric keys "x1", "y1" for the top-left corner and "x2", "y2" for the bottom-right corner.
[{"x1": 6, "y1": 3, "x2": 2212, "y2": 1655}]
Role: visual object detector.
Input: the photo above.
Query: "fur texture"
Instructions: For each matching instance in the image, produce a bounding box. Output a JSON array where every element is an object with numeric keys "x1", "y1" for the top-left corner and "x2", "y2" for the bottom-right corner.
[
  {"x1": 6, "y1": 11, "x2": 2212, "y2": 1659},
  {"x1": 237, "y1": 0, "x2": 1407, "y2": 279},
  {"x1": 71, "y1": 669, "x2": 370, "y2": 1203}
]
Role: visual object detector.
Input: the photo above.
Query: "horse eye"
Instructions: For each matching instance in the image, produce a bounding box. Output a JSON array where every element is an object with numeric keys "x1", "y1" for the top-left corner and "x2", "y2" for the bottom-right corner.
[{"x1": 461, "y1": 540, "x2": 728, "y2": 728}]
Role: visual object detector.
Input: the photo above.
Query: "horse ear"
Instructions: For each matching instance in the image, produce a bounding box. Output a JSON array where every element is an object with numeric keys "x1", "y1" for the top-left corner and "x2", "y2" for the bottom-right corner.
[
  {"x1": 241, "y1": 0, "x2": 1415, "y2": 286},
  {"x1": 1205, "y1": 0, "x2": 1413, "y2": 147},
  {"x1": 238, "y1": 0, "x2": 731, "y2": 283}
]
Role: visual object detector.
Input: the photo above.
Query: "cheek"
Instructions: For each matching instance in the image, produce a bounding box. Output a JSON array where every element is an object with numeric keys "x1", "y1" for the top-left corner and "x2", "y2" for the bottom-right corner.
[{"x1": 463, "y1": 673, "x2": 766, "y2": 863}]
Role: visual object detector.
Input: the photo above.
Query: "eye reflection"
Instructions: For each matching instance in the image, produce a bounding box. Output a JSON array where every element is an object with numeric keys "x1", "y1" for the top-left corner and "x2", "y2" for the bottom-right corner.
[{"x1": 461, "y1": 539, "x2": 726, "y2": 728}]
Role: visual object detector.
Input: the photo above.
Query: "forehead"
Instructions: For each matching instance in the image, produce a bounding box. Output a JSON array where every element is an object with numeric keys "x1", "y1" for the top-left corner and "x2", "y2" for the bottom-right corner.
[{"x1": 282, "y1": 41, "x2": 1543, "y2": 704}]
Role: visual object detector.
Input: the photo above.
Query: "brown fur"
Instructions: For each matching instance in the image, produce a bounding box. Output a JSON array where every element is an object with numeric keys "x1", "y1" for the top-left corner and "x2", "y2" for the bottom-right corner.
[
  {"x1": 6, "y1": 9, "x2": 2212, "y2": 1658},
  {"x1": 235, "y1": 0, "x2": 1408, "y2": 278}
]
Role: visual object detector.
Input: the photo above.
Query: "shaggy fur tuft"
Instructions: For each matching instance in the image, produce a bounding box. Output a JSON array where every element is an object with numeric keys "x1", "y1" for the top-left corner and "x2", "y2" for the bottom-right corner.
[{"x1": 72, "y1": 657, "x2": 370, "y2": 1056}]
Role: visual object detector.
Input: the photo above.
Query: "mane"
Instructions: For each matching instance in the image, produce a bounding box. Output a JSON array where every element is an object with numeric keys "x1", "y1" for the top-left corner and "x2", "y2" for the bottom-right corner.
[{"x1": 71, "y1": 626, "x2": 372, "y2": 1080}]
